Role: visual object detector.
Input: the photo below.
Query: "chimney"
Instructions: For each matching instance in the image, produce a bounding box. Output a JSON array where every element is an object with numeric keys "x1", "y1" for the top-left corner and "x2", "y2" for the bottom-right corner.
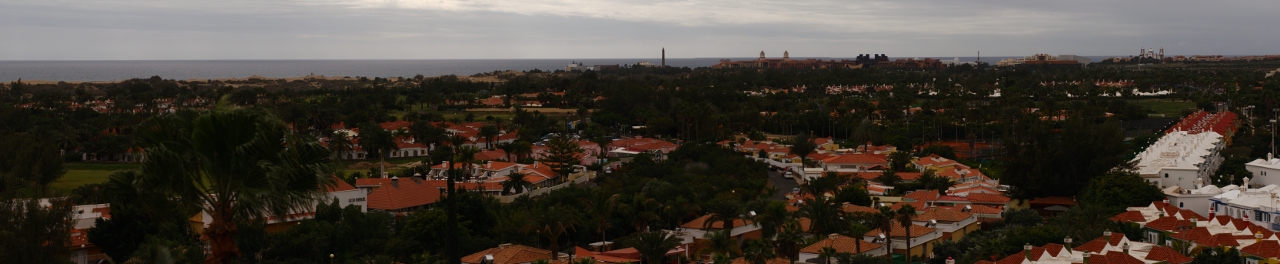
[
  {"x1": 1209, "y1": 206, "x2": 1216, "y2": 219},
  {"x1": 1103, "y1": 230, "x2": 1112, "y2": 237},
  {"x1": 828, "y1": 233, "x2": 839, "y2": 240},
  {"x1": 499, "y1": 243, "x2": 513, "y2": 249},
  {"x1": 390, "y1": 176, "x2": 399, "y2": 187}
]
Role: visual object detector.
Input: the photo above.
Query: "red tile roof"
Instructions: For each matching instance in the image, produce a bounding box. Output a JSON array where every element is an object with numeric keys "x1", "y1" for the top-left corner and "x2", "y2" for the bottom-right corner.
[
  {"x1": 913, "y1": 207, "x2": 973, "y2": 222},
  {"x1": 822, "y1": 154, "x2": 888, "y2": 165},
  {"x1": 1110, "y1": 211, "x2": 1146, "y2": 223},
  {"x1": 864, "y1": 221, "x2": 935, "y2": 238},
  {"x1": 379, "y1": 120, "x2": 413, "y2": 131},
  {"x1": 904, "y1": 190, "x2": 940, "y2": 202},
  {"x1": 729, "y1": 258, "x2": 791, "y2": 264},
  {"x1": 680, "y1": 214, "x2": 754, "y2": 229},
  {"x1": 462, "y1": 244, "x2": 552, "y2": 264},
  {"x1": 1145, "y1": 216, "x2": 1193, "y2": 232},
  {"x1": 1084, "y1": 251, "x2": 1146, "y2": 264},
  {"x1": 1243, "y1": 240, "x2": 1280, "y2": 259},
  {"x1": 965, "y1": 193, "x2": 1011, "y2": 204},
  {"x1": 326, "y1": 178, "x2": 357, "y2": 192},
  {"x1": 800, "y1": 234, "x2": 882, "y2": 255},
  {"x1": 365, "y1": 178, "x2": 442, "y2": 210},
  {"x1": 1200, "y1": 233, "x2": 1240, "y2": 247},
  {"x1": 1144, "y1": 246, "x2": 1192, "y2": 264}
]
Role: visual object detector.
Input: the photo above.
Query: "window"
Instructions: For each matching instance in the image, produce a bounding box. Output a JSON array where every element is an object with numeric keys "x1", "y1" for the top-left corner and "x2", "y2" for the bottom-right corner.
[
  {"x1": 1179, "y1": 202, "x2": 1184, "y2": 208},
  {"x1": 1165, "y1": 173, "x2": 1169, "y2": 178}
]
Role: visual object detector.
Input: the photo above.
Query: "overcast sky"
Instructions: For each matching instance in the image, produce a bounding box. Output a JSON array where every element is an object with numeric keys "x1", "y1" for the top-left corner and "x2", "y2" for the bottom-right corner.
[{"x1": 1, "y1": 0, "x2": 1276, "y2": 60}]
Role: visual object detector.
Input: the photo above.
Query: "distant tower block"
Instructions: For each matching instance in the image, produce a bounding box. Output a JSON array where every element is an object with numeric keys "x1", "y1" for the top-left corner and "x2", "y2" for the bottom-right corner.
[
  {"x1": 760, "y1": 51, "x2": 766, "y2": 60},
  {"x1": 783, "y1": 50, "x2": 790, "y2": 60},
  {"x1": 662, "y1": 48, "x2": 666, "y2": 67},
  {"x1": 1159, "y1": 47, "x2": 1164, "y2": 59}
]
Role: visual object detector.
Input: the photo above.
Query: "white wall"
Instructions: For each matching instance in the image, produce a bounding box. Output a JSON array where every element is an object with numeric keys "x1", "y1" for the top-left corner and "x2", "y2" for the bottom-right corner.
[
  {"x1": 1158, "y1": 167, "x2": 1200, "y2": 189},
  {"x1": 1167, "y1": 193, "x2": 1214, "y2": 217},
  {"x1": 1247, "y1": 160, "x2": 1280, "y2": 187}
]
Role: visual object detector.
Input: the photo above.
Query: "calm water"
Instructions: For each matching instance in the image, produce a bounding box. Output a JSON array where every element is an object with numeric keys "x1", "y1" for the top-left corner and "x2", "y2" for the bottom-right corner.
[
  {"x1": 0, "y1": 56, "x2": 1118, "y2": 82},
  {"x1": 0, "y1": 59, "x2": 727, "y2": 82}
]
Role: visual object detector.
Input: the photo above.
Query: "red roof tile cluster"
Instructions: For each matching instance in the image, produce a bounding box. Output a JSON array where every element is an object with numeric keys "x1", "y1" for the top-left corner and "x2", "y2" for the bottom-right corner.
[
  {"x1": 1165, "y1": 110, "x2": 1238, "y2": 135},
  {"x1": 325, "y1": 178, "x2": 357, "y2": 192},
  {"x1": 681, "y1": 214, "x2": 754, "y2": 229},
  {"x1": 847, "y1": 171, "x2": 923, "y2": 182},
  {"x1": 914, "y1": 207, "x2": 974, "y2": 222},
  {"x1": 822, "y1": 153, "x2": 888, "y2": 165},
  {"x1": 474, "y1": 149, "x2": 509, "y2": 161},
  {"x1": 461, "y1": 244, "x2": 552, "y2": 264},
  {"x1": 1074, "y1": 232, "x2": 1128, "y2": 253},
  {"x1": 800, "y1": 234, "x2": 882, "y2": 255},
  {"x1": 1243, "y1": 240, "x2": 1280, "y2": 259},
  {"x1": 365, "y1": 178, "x2": 442, "y2": 211},
  {"x1": 904, "y1": 190, "x2": 940, "y2": 202},
  {"x1": 863, "y1": 221, "x2": 935, "y2": 238},
  {"x1": 1144, "y1": 216, "x2": 1193, "y2": 232},
  {"x1": 1144, "y1": 246, "x2": 1192, "y2": 264},
  {"x1": 965, "y1": 193, "x2": 1011, "y2": 204},
  {"x1": 1110, "y1": 211, "x2": 1146, "y2": 223},
  {"x1": 1083, "y1": 251, "x2": 1147, "y2": 264}
]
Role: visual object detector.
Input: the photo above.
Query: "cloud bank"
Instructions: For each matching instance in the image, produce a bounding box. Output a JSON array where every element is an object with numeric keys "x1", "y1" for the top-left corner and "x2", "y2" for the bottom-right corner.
[{"x1": 0, "y1": 0, "x2": 1275, "y2": 59}]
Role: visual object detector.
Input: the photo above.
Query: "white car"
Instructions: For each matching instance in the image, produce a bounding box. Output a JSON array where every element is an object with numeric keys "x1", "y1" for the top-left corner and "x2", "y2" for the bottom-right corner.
[{"x1": 783, "y1": 170, "x2": 794, "y2": 179}]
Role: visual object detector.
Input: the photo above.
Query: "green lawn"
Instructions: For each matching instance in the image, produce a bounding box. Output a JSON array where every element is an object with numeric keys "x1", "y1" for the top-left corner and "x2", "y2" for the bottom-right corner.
[
  {"x1": 32, "y1": 163, "x2": 141, "y2": 194},
  {"x1": 1135, "y1": 99, "x2": 1196, "y2": 117},
  {"x1": 49, "y1": 170, "x2": 118, "y2": 193}
]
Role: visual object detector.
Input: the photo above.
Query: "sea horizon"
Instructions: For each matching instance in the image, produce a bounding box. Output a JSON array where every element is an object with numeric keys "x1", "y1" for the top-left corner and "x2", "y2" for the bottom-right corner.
[{"x1": 2, "y1": 56, "x2": 1126, "y2": 83}]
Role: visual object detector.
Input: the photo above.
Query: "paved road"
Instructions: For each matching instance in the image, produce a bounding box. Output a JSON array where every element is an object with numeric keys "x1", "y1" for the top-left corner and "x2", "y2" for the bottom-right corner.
[{"x1": 767, "y1": 170, "x2": 800, "y2": 200}]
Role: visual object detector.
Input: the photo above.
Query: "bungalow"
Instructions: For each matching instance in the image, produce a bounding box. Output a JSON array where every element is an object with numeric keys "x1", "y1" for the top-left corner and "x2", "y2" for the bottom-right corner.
[
  {"x1": 798, "y1": 234, "x2": 886, "y2": 263},
  {"x1": 862, "y1": 221, "x2": 940, "y2": 260},
  {"x1": 912, "y1": 207, "x2": 979, "y2": 242},
  {"x1": 360, "y1": 177, "x2": 442, "y2": 214},
  {"x1": 821, "y1": 154, "x2": 889, "y2": 172},
  {"x1": 462, "y1": 244, "x2": 555, "y2": 264}
]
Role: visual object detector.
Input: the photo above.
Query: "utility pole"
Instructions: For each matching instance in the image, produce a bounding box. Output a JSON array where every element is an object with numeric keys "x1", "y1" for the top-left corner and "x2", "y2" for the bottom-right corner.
[{"x1": 1272, "y1": 108, "x2": 1278, "y2": 156}]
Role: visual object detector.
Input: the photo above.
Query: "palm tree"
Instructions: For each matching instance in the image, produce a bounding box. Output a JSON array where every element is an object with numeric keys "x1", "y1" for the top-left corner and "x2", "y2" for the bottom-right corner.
[
  {"x1": 818, "y1": 246, "x2": 839, "y2": 264},
  {"x1": 522, "y1": 206, "x2": 580, "y2": 261},
  {"x1": 704, "y1": 200, "x2": 743, "y2": 231},
  {"x1": 513, "y1": 141, "x2": 534, "y2": 162},
  {"x1": 579, "y1": 191, "x2": 620, "y2": 252},
  {"x1": 700, "y1": 230, "x2": 741, "y2": 260},
  {"x1": 329, "y1": 133, "x2": 354, "y2": 160},
  {"x1": 789, "y1": 134, "x2": 816, "y2": 166},
  {"x1": 838, "y1": 219, "x2": 872, "y2": 257},
  {"x1": 796, "y1": 196, "x2": 843, "y2": 235},
  {"x1": 775, "y1": 220, "x2": 805, "y2": 264},
  {"x1": 622, "y1": 193, "x2": 662, "y2": 232},
  {"x1": 871, "y1": 207, "x2": 896, "y2": 260},
  {"x1": 742, "y1": 239, "x2": 776, "y2": 264},
  {"x1": 851, "y1": 119, "x2": 880, "y2": 152},
  {"x1": 130, "y1": 108, "x2": 334, "y2": 263},
  {"x1": 629, "y1": 231, "x2": 682, "y2": 264},
  {"x1": 893, "y1": 205, "x2": 917, "y2": 264},
  {"x1": 501, "y1": 173, "x2": 533, "y2": 195},
  {"x1": 752, "y1": 200, "x2": 791, "y2": 242},
  {"x1": 498, "y1": 142, "x2": 517, "y2": 162},
  {"x1": 479, "y1": 124, "x2": 500, "y2": 150}
]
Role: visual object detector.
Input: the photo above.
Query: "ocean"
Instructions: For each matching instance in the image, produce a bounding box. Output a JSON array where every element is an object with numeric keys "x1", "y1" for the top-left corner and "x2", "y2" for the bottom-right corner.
[
  {"x1": 0, "y1": 56, "x2": 1119, "y2": 82},
  {"x1": 0, "y1": 59, "x2": 724, "y2": 82}
]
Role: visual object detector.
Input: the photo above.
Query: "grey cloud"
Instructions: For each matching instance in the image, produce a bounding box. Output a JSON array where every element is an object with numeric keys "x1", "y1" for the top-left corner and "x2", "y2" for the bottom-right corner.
[{"x1": 0, "y1": 0, "x2": 1276, "y2": 60}]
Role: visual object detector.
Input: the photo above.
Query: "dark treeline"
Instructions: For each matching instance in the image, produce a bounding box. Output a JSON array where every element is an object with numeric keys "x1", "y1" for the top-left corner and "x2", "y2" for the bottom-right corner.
[{"x1": 2, "y1": 62, "x2": 1279, "y2": 263}]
